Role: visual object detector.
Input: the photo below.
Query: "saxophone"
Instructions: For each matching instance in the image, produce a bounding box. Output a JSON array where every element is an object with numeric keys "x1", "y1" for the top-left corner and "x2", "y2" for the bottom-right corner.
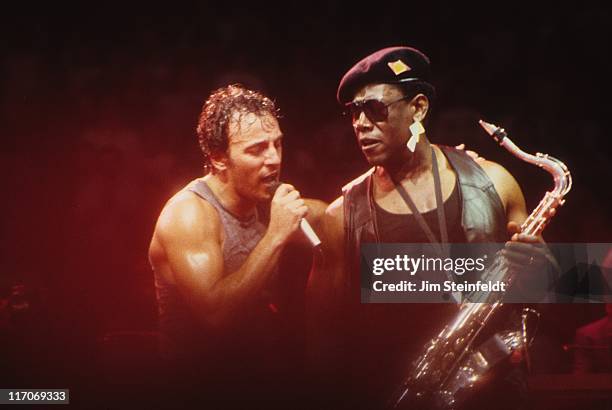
[{"x1": 389, "y1": 120, "x2": 572, "y2": 410}]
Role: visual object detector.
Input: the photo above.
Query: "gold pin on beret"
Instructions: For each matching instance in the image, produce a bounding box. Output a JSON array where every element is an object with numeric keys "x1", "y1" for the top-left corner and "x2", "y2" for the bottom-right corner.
[{"x1": 387, "y1": 59, "x2": 411, "y2": 76}]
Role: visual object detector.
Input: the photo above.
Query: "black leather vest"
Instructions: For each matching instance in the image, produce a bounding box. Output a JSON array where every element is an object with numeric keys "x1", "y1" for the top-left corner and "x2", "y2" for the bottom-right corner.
[{"x1": 342, "y1": 145, "x2": 507, "y2": 281}]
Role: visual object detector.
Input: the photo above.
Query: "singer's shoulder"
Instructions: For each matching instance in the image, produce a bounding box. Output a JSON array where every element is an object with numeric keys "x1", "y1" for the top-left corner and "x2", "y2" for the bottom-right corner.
[{"x1": 154, "y1": 185, "x2": 220, "y2": 240}]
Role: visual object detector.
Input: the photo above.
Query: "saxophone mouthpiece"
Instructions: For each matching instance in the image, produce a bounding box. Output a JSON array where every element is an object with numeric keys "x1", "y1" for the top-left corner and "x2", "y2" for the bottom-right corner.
[{"x1": 478, "y1": 120, "x2": 506, "y2": 143}]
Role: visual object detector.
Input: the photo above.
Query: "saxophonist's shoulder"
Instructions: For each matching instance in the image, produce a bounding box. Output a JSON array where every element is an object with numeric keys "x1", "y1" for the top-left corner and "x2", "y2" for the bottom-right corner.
[
  {"x1": 478, "y1": 160, "x2": 515, "y2": 186},
  {"x1": 478, "y1": 160, "x2": 526, "y2": 215}
]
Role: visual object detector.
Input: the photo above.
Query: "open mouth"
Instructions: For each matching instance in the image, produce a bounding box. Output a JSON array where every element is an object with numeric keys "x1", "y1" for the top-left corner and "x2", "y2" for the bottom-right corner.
[
  {"x1": 261, "y1": 172, "x2": 279, "y2": 185},
  {"x1": 360, "y1": 137, "x2": 382, "y2": 151}
]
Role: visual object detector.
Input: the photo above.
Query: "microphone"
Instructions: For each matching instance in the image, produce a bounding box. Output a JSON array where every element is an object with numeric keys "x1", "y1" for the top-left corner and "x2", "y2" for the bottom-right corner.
[
  {"x1": 268, "y1": 181, "x2": 322, "y2": 248},
  {"x1": 299, "y1": 218, "x2": 322, "y2": 248}
]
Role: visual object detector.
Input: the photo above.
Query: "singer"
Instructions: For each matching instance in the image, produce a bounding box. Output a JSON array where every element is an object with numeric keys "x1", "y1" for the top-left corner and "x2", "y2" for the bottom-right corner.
[{"x1": 148, "y1": 84, "x2": 326, "y2": 408}]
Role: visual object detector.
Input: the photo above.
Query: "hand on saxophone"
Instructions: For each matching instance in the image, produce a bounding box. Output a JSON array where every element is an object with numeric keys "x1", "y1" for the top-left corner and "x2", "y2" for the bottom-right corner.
[{"x1": 503, "y1": 209, "x2": 560, "y2": 275}]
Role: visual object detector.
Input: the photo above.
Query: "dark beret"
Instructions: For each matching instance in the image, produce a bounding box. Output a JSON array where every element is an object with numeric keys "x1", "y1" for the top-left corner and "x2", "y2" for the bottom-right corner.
[{"x1": 337, "y1": 46, "x2": 433, "y2": 104}]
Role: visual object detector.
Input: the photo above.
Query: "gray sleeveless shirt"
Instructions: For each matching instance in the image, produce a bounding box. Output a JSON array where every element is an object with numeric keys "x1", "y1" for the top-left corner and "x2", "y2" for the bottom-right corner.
[
  {"x1": 155, "y1": 179, "x2": 273, "y2": 361},
  {"x1": 190, "y1": 179, "x2": 268, "y2": 273}
]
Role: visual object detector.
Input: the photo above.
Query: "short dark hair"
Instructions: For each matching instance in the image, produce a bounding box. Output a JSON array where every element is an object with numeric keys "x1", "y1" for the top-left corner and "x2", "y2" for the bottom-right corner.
[{"x1": 196, "y1": 84, "x2": 279, "y2": 174}]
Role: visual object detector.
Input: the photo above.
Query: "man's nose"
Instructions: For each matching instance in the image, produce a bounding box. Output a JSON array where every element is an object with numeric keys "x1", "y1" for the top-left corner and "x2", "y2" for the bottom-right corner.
[
  {"x1": 264, "y1": 145, "x2": 281, "y2": 165},
  {"x1": 353, "y1": 110, "x2": 373, "y2": 132}
]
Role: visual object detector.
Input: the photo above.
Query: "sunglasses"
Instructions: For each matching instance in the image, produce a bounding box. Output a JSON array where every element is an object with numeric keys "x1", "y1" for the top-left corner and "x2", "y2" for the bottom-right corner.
[{"x1": 344, "y1": 95, "x2": 410, "y2": 122}]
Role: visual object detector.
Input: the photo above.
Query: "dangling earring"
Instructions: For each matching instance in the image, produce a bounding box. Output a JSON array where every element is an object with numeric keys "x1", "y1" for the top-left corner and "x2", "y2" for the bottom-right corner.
[{"x1": 407, "y1": 119, "x2": 425, "y2": 152}]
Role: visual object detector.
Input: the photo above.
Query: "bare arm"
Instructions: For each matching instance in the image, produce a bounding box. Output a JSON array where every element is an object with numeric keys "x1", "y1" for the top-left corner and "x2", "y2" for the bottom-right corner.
[
  {"x1": 304, "y1": 196, "x2": 349, "y2": 370},
  {"x1": 151, "y1": 184, "x2": 307, "y2": 328},
  {"x1": 306, "y1": 196, "x2": 346, "y2": 306},
  {"x1": 480, "y1": 160, "x2": 559, "y2": 276},
  {"x1": 480, "y1": 159, "x2": 528, "y2": 228},
  {"x1": 293, "y1": 198, "x2": 328, "y2": 246}
]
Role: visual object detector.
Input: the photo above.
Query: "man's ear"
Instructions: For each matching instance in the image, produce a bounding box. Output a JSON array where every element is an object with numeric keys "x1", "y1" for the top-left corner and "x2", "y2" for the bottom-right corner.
[
  {"x1": 210, "y1": 152, "x2": 228, "y2": 173},
  {"x1": 411, "y1": 93, "x2": 429, "y2": 122}
]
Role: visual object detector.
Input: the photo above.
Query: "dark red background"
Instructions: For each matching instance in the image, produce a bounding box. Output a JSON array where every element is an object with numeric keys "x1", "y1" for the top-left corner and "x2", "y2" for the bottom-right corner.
[{"x1": 1, "y1": 2, "x2": 610, "y2": 403}]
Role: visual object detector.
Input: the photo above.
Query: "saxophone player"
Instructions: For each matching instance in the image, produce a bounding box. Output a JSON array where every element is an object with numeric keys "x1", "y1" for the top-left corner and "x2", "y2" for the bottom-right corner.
[{"x1": 306, "y1": 46, "x2": 557, "y2": 409}]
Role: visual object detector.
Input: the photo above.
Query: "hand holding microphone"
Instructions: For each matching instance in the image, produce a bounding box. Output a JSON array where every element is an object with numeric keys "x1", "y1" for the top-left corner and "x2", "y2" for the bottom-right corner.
[{"x1": 268, "y1": 182, "x2": 322, "y2": 248}]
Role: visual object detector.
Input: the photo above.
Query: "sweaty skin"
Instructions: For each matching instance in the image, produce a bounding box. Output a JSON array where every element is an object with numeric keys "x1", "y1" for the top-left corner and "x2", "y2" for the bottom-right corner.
[{"x1": 150, "y1": 113, "x2": 326, "y2": 329}]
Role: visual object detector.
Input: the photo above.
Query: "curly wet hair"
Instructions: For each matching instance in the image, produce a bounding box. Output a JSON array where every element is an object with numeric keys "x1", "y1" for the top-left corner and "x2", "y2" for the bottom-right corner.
[{"x1": 196, "y1": 84, "x2": 279, "y2": 174}]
